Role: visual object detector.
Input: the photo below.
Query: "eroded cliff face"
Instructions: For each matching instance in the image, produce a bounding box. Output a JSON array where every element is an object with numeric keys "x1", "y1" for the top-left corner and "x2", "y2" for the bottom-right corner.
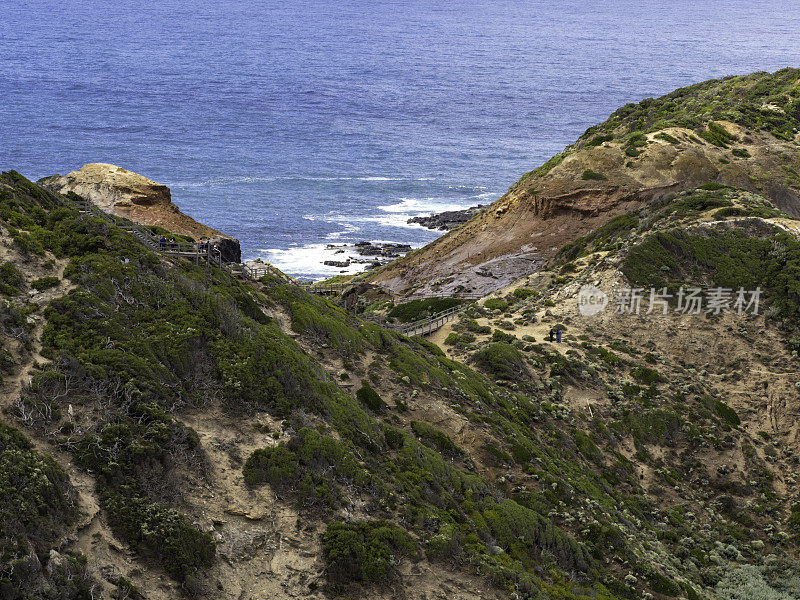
[
  {"x1": 39, "y1": 163, "x2": 242, "y2": 262},
  {"x1": 372, "y1": 122, "x2": 800, "y2": 297}
]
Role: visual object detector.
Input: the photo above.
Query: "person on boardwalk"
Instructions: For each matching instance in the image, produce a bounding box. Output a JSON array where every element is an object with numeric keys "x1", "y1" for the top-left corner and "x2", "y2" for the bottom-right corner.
[{"x1": 159, "y1": 236, "x2": 166, "y2": 250}]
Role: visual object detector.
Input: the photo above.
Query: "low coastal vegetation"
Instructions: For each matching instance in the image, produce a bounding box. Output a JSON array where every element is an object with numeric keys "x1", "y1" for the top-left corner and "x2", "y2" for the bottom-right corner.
[
  {"x1": 579, "y1": 68, "x2": 800, "y2": 142},
  {"x1": 2, "y1": 69, "x2": 800, "y2": 600}
]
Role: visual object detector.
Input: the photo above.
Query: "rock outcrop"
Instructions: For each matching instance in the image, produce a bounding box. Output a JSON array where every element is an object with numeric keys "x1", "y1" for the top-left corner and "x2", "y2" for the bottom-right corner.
[
  {"x1": 407, "y1": 205, "x2": 486, "y2": 231},
  {"x1": 39, "y1": 163, "x2": 241, "y2": 262}
]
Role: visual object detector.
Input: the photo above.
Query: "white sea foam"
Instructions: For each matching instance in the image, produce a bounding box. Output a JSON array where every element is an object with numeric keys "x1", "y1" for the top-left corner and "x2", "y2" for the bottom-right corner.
[
  {"x1": 377, "y1": 197, "x2": 470, "y2": 214},
  {"x1": 256, "y1": 241, "x2": 420, "y2": 280}
]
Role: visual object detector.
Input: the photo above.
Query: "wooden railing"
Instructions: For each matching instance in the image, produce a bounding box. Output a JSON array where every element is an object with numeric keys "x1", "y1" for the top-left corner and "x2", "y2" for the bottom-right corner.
[{"x1": 395, "y1": 303, "x2": 467, "y2": 336}]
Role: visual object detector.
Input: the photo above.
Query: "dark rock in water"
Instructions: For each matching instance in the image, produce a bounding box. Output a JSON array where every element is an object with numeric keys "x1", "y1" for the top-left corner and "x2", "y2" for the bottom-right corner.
[
  {"x1": 408, "y1": 205, "x2": 486, "y2": 231},
  {"x1": 324, "y1": 260, "x2": 351, "y2": 267}
]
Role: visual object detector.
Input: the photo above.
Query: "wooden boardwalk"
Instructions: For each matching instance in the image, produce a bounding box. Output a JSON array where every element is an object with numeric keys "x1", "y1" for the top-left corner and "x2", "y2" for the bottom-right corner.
[{"x1": 66, "y1": 197, "x2": 476, "y2": 336}]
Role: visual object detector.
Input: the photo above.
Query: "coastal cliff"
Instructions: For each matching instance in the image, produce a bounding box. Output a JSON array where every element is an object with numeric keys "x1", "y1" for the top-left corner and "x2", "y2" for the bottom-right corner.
[{"x1": 39, "y1": 163, "x2": 241, "y2": 262}]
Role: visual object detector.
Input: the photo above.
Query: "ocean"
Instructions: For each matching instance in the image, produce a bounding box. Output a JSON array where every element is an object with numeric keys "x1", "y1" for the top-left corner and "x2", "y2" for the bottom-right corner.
[{"x1": 2, "y1": 0, "x2": 799, "y2": 278}]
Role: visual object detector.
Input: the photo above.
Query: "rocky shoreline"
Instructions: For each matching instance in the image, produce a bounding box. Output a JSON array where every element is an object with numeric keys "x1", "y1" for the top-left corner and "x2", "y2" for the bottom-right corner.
[
  {"x1": 323, "y1": 241, "x2": 413, "y2": 269},
  {"x1": 407, "y1": 204, "x2": 485, "y2": 231}
]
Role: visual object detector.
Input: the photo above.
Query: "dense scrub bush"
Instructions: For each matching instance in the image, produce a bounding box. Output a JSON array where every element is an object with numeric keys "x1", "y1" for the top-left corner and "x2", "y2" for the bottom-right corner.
[
  {"x1": 444, "y1": 331, "x2": 475, "y2": 346},
  {"x1": 243, "y1": 427, "x2": 372, "y2": 510},
  {"x1": 654, "y1": 131, "x2": 680, "y2": 143},
  {"x1": 0, "y1": 420, "x2": 84, "y2": 595},
  {"x1": 664, "y1": 191, "x2": 733, "y2": 217},
  {"x1": 483, "y1": 499, "x2": 592, "y2": 573},
  {"x1": 410, "y1": 421, "x2": 462, "y2": 457},
  {"x1": 461, "y1": 318, "x2": 491, "y2": 334},
  {"x1": 472, "y1": 342, "x2": 528, "y2": 381},
  {"x1": 700, "y1": 121, "x2": 737, "y2": 147},
  {"x1": 585, "y1": 133, "x2": 614, "y2": 147},
  {"x1": 701, "y1": 396, "x2": 740, "y2": 426},
  {"x1": 102, "y1": 491, "x2": 215, "y2": 580},
  {"x1": 31, "y1": 275, "x2": 60, "y2": 290},
  {"x1": 630, "y1": 366, "x2": 663, "y2": 385},
  {"x1": 491, "y1": 328, "x2": 516, "y2": 343},
  {"x1": 387, "y1": 298, "x2": 462, "y2": 323},
  {"x1": 512, "y1": 287, "x2": 539, "y2": 299},
  {"x1": 615, "y1": 408, "x2": 684, "y2": 448},
  {"x1": 0, "y1": 261, "x2": 24, "y2": 295},
  {"x1": 519, "y1": 151, "x2": 571, "y2": 181},
  {"x1": 356, "y1": 380, "x2": 385, "y2": 412},
  {"x1": 0, "y1": 420, "x2": 76, "y2": 552},
  {"x1": 322, "y1": 521, "x2": 417, "y2": 588},
  {"x1": 483, "y1": 298, "x2": 508, "y2": 312},
  {"x1": 581, "y1": 169, "x2": 607, "y2": 181}
]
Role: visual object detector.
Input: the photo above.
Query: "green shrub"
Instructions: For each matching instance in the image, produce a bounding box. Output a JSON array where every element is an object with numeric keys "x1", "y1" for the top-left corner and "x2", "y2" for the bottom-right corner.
[
  {"x1": 699, "y1": 121, "x2": 737, "y2": 147},
  {"x1": 483, "y1": 298, "x2": 508, "y2": 312},
  {"x1": 243, "y1": 428, "x2": 371, "y2": 510},
  {"x1": 732, "y1": 147, "x2": 751, "y2": 158},
  {"x1": 556, "y1": 214, "x2": 638, "y2": 262},
  {"x1": 510, "y1": 442, "x2": 532, "y2": 464},
  {"x1": 701, "y1": 396, "x2": 740, "y2": 426},
  {"x1": 491, "y1": 328, "x2": 516, "y2": 343},
  {"x1": 444, "y1": 332, "x2": 475, "y2": 346},
  {"x1": 483, "y1": 499, "x2": 591, "y2": 572},
  {"x1": 576, "y1": 69, "x2": 800, "y2": 142},
  {"x1": 387, "y1": 298, "x2": 462, "y2": 323},
  {"x1": 654, "y1": 132, "x2": 680, "y2": 143},
  {"x1": 0, "y1": 420, "x2": 76, "y2": 554},
  {"x1": 411, "y1": 421, "x2": 462, "y2": 457},
  {"x1": 31, "y1": 275, "x2": 60, "y2": 290},
  {"x1": 521, "y1": 152, "x2": 571, "y2": 180},
  {"x1": 243, "y1": 445, "x2": 299, "y2": 487},
  {"x1": 622, "y1": 225, "x2": 800, "y2": 339},
  {"x1": 102, "y1": 491, "x2": 215, "y2": 581},
  {"x1": 356, "y1": 381, "x2": 385, "y2": 412},
  {"x1": 0, "y1": 262, "x2": 23, "y2": 296},
  {"x1": 512, "y1": 287, "x2": 539, "y2": 299},
  {"x1": 630, "y1": 366, "x2": 663, "y2": 385},
  {"x1": 581, "y1": 169, "x2": 607, "y2": 181},
  {"x1": 472, "y1": 342, "x2": 528, "y2": 381},
  {"x1": 573, "y1": 430, "x2": 603, "y2": 463},
  {"x1": 462, "y1": 318, "x2": 491, "y2": 334},
  {"x1": 650, "y1": 571, "x2": 682, "y2": 596},
  {"x1": 585, "y1": 133, "x2": 614, "y2": 147},
  {"x1": 322, "y1": 521, "x2": 417, "y2": 587}
]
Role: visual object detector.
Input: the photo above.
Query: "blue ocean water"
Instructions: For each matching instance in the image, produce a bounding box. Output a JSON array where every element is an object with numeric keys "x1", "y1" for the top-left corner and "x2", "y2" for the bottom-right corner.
[{"x1": 2, "y1": 1, "x2": 799, "y2": 278}]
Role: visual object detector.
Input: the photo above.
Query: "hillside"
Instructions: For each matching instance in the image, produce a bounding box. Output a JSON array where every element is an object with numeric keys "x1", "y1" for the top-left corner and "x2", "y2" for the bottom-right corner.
[
  {"x1": 372, "y1": 68, "x2": 800, "y2": 297},
  {"x1": 3, "y1": 71, "x2": 800, "y2": 600},
  {"x1": 2, "y1": 176, "x2": 800, "y2": 599}
]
